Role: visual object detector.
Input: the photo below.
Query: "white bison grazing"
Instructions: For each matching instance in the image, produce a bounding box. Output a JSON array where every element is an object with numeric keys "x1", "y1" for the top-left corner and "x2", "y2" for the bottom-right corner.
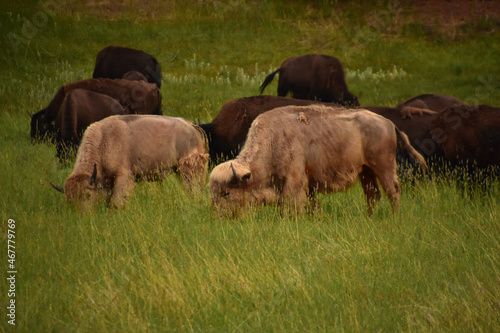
[
  {"x1": 209, "y1": 105, "x2": 427, "y2": 216},
  {"x1": 54, "y1": 115, "x2": 209, "y2": 210}
]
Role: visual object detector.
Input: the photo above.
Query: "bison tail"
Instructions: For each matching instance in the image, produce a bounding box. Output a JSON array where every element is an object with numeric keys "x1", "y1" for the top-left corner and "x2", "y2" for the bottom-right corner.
[
  {"x1": 259, "y1": 68, "x2": 280, "y2": 94},
  {"x1": 395, "y1": 128, "x2": 428, "y2": 170}
]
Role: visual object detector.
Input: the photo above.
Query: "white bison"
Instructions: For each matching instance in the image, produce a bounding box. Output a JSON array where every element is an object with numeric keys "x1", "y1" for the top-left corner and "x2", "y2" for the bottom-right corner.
[
  {"x1": 209, "y1": 105, "x2": 427, "y2": 216},
  {"x1": 53, "y1": 115, "x2": 209, "y2": 210}
]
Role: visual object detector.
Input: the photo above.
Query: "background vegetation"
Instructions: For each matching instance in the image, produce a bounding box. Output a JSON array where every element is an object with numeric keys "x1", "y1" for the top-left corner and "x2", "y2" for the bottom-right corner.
[{"x1": 1, "y1": 0, "x2": 499, "y2": 331}]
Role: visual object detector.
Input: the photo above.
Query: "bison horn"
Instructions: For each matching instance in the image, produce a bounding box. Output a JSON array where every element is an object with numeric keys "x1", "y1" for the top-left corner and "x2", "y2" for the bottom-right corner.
[
  {"x1": 230, "y1": 163, "x2": 237, "y2": 178},
  {"x1": 88, "y1": 163, "x2": 97, "y2": 186},
  {"x1": 50, "y1": 182, "x2": 65, "y2": 193},
  {"x1": 230, "y1": 162, "x2": 239, "y2": 185}
]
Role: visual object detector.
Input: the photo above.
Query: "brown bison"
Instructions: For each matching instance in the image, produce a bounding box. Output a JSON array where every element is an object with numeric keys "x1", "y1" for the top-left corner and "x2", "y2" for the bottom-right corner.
[
  {"x1": 54, "y1": 89, "x2": 125, "y2": 158},
  {"x1": 430, "y1": 104, "x2": 500, "y2": 169},
  {"x1": 92, "y1": 46, "x2": 162, "y2": 88},
  {"x1": 361, "y1": 105, "x2": 443, "y2": 164},
  {"x1": 259, "y1": 54, "x2": 359, "y2": 106},
  {"x1": 52, "y1": 115, "x2": 209, "y2": 210},
  {"x1": 31, "y1": 78, "x2": 162, "y2": 142},
  {"x1": 209, "y1": 105, "x2": 427, "y2": 217},
  {"x1": 362, "y1": 94, "x2": 468, "y2": 167},
  {"x1": 397, "y1": 94, "x2": 467, "y2": 112},
  {"x1": 199, "y1": 95, "x2": 341, "y2": 163}
]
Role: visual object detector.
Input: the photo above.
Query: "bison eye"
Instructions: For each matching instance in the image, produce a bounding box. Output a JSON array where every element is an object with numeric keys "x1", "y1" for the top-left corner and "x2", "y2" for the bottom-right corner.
[{"x1": 222, "y1": 191, "x2": 230, "y2": 198}]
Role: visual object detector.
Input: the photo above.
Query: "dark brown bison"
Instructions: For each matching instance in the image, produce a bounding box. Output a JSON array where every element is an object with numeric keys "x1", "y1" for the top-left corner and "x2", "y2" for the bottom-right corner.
[
  {"x1": 31, "y1": 78, "x2": 162, "y2": 142},
  {"x1": 210, "y1": 105, "x2": 427, "y2": 217},
  {"x1": 397, "y1": 94, "x2": 468, "y2": 111},
  {"x1": 430, "y1": 104, "x2": 500, "y2": 169},
  {"x1": 54, "y1": 89, "x2": 125, "y2": 158},
  {"x1": 259, "y1": 54, "x2": 359, "y2": 106},
  {"x1": 362, "y1": 94, "x2": 469, "y2": 167},
  {"x1": 199, "y1": 95, "x2": 341, "y2": 163},
  {"x1": 361, "y1": 105, "x2": 443, "y2": 164},
  {"x1": 92, "y1": 46, "x2": 162, "y2": 88}
]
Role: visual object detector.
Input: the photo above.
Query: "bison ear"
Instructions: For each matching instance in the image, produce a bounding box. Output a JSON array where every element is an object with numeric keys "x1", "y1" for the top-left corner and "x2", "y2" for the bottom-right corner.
[
  {"x1": 88, "y1": 163, "x2": 97, "y2": 187},
  {"x1": 229, "y1": 163, "x2": 251, "y2": 185}
]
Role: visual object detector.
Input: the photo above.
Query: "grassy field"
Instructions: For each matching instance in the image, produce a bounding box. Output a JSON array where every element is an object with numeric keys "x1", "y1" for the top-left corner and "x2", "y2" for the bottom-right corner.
[{"x1": 1, "y1": 0, "x2": 500, "y2": 331}]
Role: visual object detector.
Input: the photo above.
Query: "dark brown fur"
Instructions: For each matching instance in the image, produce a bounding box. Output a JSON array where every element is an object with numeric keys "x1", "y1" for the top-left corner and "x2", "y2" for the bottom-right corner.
[
  {"x1": 54, "y1": 89, "x2": 125, "y2": 158},
  {"x1": 31, "y1": 78, "x2": 162, "y2": 141},
  {"x1": 93, "y1": 46, "x2": 162, "y2": 88},
  {"x1": 430, "y1": 104, "x2": 500, "y2": 169},
  {"x1": 362, "y1": 94, "x2": 468, "y2": 166},
  {"x1": 259, "y1": 54, "x2": 359, "y2": 106},
  {"x1": 362, "y1": 105, "x2": 444, "y2": 163}
]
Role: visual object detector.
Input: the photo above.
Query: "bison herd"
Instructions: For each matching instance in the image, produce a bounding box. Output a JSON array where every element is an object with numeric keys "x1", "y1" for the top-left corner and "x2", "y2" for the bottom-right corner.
[{"x1": 32, "y1": 46, "x2": 499, "y2": 216}]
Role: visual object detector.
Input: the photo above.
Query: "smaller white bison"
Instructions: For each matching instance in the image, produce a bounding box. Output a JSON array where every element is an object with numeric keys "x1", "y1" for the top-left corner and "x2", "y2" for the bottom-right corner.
[
  {"x1": 209, "y1": 105, "x2": 427, "y2": 216},
  {"x1": 54, "y1": 115, "x2": 209, "y2": 210}
]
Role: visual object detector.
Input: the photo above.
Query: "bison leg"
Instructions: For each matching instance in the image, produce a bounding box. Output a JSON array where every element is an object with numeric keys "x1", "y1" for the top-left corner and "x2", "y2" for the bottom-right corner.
[
  {"x1": 360, "y1": 167, "x2": 382, "y2": 216},
  {"x1": 277, "y1": 80, "x2": 289, "y2": 98},
  {"x1": 279, "y1": 175, "x2": 309, "y2": 215},
  {"x1": 109, "y1": 171, "x2": 135, "y2": 208},
  {"x1": 280, "y1": 194, "x2": 308, "y2": 216},
  {"x1": 375, "y1": 170, "x2": 401, "y2": 214},
  {"x1": 306, "y1": 188, "x2": 321, "y2": 215}
]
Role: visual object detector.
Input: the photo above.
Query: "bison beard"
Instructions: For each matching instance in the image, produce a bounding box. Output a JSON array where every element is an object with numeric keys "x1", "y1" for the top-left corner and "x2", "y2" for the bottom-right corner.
[{"x1": 210, "y1": 105, "x2": 427, "y2": 217}]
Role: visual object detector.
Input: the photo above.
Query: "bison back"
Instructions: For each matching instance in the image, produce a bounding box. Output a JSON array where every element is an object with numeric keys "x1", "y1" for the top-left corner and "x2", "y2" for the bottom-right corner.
[
  {"x1": 240, "y1": 105, "x2": 396, "y2": 191},
  {"x1": 93, "y1": 46, "x2": 162, "y2": 88}
]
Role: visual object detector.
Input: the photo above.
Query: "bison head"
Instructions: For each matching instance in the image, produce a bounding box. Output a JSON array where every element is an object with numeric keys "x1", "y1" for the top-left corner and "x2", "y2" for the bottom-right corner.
[
  {"x1": 63, "y1": 164, "x2": 104, "y2": 210},
  {"x1": 209, "y1": 161, "x2": 277, "y2": 217},
  {"x1": 339, "y1": 92, "x2": 360, "y2": 107},
  {"x1": 30, "y1": 109, "x2": 55, "y2": 142}
]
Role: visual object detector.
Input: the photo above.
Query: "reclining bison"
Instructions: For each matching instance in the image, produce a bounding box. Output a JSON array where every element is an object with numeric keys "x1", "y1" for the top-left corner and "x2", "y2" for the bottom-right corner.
[
  {"x1": 199, "y1": 95, "x2": 341, "y2": 163},
  {"x1": 92, "y1": 46, "x2": 162, "y2": 88},
  {"x1": 209, "y1": 105, "x2": 427, "y2": 217},
  {"x1": 30, "y1": 78, "x2": 162, "y2": 143},
  {"x1": 259, "y1": 54, "x2": 359, "y2": 106},
  {"x1": 52, "y1": 115, "x2": 209, "y2": 210}
]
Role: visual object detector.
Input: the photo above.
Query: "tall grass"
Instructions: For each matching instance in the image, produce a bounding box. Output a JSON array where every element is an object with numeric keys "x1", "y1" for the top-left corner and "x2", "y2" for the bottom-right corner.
[{"x1": 1, "y1": 1, "x2": 500, "y2": 332}]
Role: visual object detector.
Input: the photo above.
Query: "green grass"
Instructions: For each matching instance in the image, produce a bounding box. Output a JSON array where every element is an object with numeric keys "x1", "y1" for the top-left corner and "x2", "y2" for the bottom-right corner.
[{"x1": 1, "y1": 1, "x2": 500, "y2": 331}]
